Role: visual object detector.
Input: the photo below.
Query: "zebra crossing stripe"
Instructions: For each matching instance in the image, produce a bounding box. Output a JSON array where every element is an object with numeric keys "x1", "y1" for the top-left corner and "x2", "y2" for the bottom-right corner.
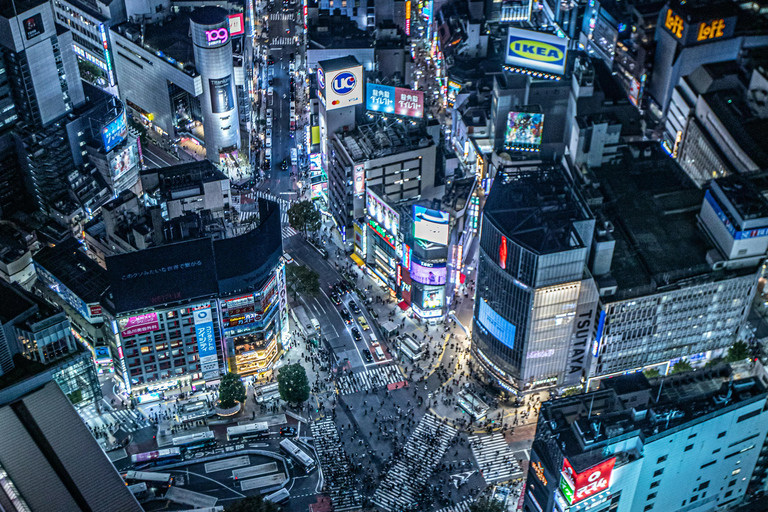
[{"x1": 468, "y1": 433, "x2": 522, "y2": 484}]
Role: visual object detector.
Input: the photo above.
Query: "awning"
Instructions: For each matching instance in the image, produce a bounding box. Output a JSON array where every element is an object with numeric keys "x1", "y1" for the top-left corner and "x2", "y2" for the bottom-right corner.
[
  {"x1": 398, "y1": 301, "x2": 410, "y2": 311},
  {"x1": 350, "y1": 253, "x2": 365, "y2": 267}
]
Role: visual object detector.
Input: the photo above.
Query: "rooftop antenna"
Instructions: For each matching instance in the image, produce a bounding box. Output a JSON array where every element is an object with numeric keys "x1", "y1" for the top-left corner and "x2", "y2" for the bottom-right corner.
[{"x1": 587, "y1": 392, "x2": 595, "y2": 418}]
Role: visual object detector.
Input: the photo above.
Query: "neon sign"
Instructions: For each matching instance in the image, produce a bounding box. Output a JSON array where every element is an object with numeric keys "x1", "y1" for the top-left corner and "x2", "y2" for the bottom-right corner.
[
  {"x1": 367, "y1": 218, "x2": 397, "y2": 249},
  {"x1": 205, "y1": 27, "x2": 229, "y2": 46}
]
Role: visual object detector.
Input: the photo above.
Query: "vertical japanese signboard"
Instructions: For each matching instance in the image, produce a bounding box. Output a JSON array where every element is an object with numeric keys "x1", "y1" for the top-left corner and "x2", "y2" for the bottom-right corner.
[{"x1": 194, "y1": 306, "x2": 220, "y2": 379}]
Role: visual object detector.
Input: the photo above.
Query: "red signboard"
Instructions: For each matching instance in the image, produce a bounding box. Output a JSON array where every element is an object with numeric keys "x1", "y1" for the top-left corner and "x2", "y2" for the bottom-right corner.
[
  {"x1": 561, "y1": 457, "x2": 615, "y2": 504},
  {"x1": 395, "y1": 87, "x2": 424, "y2": 118},
  {"x1": 499, "y1": 236, "x2": 507, "y2": 270},
  {"x1": 89, "y1": 304, "x2": 103, "y2": 317}
]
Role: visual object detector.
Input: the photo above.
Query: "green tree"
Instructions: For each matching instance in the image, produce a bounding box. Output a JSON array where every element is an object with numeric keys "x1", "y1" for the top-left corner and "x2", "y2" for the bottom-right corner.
[
  {"x1": 219, "y1": 372, "x2": 246, "y2": 409},
  {"x1": 705, "y1": 357, "x2": 725, "y2": 368},
  {"x1": 225, "y1": 495, "x2": 279, "y2": 512},
  {"x1": 469, "y1": 497, "x2": 506, "y2": 512},
  {"x1": 562, "y1": 387, "x2": 582, "y2": 397},
  {"x1": 277, "y1": 363, "x2": 310, "y2": 404},
  {"x1": 727, "y1": 340, "x2": 751, "y2": 363},
  {"x1": 287, "y1": 200, "x2": 321, "y2": 237},
  {"x1": 285, "y1": 264, "x2": 320, "y2": 299},
  {"x1": 670, "y1": 359, "x2": 693, "y2": 374},
  {"x1": 643, "y1": 368, "x2": 661, "y2": 379}
]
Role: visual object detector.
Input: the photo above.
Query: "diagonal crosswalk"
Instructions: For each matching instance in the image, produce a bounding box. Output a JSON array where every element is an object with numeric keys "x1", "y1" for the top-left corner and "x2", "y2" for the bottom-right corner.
[
  {"x1": 80, "y1": 407, "x2": 150, "y2": 433},
  {"x1": 310, "y1": 419, "x2": 362, "y2": 511},
  {"x1": 373, "y1": 413, "x2": 457, "y2": 512},
  {"x1": 468, "y1": 432, "x2": 522, "y2": 484},
  {"x1": 335, "y1": 365, "x2": 403, "y2": 395}
]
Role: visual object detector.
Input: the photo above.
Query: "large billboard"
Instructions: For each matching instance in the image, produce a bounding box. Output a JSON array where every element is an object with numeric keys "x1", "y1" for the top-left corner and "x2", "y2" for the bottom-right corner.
[
  {"x1": 24, "y1": 13, "x2": 44, "y2": 40},
  {"x1": 366, "y1": 83, "x2": 424, "y2": 118},
  {"x1": 110, "y1": 143, "x2": 138, "y2": 180},
  {"x1": 227, "y1": 13, "x2": 245, "y2": 36},
  {"x1": 505, "y1": 112, "x2": 544, "y2": 150},
  {"x1": 413, "y1": 205, "x2": 449, "y2": 245},
  {"x1": 354, "y1": 163, "x2": 365, "y2": 196},
  {"x1": 102, "y1": 110, "x2": 128, "y2": 153},
  {"x1": 560, "y1": 457, "x2": 615, "y2": 505},
  {"x1": 194, "y1": 306, "x2": 220, "y2": 377},
  {"x1": 322, "y1": 65, "x2": 363, "y2": 110},
  {"x1": 410, "y1": 258, "x2": 446, "y2": 286},
  {"x1": 366, "y1": 189, "x2": 399, "y2": 236},
  {"x1": 120, "y1": 313, "x2": 160, "y2": 337},
  {"x1": 477, "y1": 300, "x2": 516, "y2": 350},
  {"x1": 505, "y1": 28, "x2": 567, "y2": 75},
  {"x1": 209, "y1": 76, "x2": 235, "y2": 113}
]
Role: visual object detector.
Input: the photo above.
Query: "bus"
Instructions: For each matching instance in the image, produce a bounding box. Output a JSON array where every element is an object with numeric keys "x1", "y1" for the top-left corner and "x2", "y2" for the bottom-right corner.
[
  {"x1": 127, "y1": 482, "x2": 148, "y2": 500},
  {"x1": 172, "y1": 431, "x2": 216, "y2": 451},
  {"x1": 227, "y1": 422, "x2": 270, "y2": 442},
  {"x1": 256, "y1": 383, "x2": 280, "y2": 403},
  {"x1": 265, "y1": 488, "x2": 290, "y2": 505},
  {"x1": 131, "y1": 448, "x2": 182, "y2": 469},
  {"x1": 123, "y1": 470, "x2": 174, "y2": 489},
  {"x1": 279, "y1": 438, "x2": 316, "y2": 473}
]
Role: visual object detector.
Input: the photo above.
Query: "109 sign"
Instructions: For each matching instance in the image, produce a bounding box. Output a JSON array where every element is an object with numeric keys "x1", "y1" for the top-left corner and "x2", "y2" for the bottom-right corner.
[{"x1": 205, "y1": 27, "x2": 229, "y2": 46}]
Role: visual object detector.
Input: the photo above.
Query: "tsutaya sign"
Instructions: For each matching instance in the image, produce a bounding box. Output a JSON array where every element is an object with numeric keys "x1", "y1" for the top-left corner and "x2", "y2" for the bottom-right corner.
[{"x1": 662, "y1": 7, "x2": 735, "y2": 46}]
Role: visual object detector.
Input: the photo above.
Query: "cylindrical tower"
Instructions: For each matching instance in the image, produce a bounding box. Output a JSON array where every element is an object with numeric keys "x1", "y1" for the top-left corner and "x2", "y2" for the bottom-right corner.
[{"x1": 190, "y1": 7, "x2": 240, "y2": 166}]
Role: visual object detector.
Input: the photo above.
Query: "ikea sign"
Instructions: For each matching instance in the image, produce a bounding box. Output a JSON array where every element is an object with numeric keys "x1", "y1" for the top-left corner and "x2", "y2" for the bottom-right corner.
[{"x1": 505, "y1": 28, "x2": 568, "y2": 75}]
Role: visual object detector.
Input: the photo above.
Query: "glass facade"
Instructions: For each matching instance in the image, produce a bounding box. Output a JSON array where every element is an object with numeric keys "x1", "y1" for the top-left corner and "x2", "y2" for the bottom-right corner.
[{"x1": 51, "y1": 349, "x2": 103, "y2": 408}]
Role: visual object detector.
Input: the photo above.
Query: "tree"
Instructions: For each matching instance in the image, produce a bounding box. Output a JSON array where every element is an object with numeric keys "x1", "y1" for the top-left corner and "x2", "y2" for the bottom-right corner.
[
  {"x1": 562, "y1": 387, "x2": 582, "y2": 397},
  {"x1": 219, "y1": 372, "x2": 246, "y2": 409},
  {"x1": 287, "y1": 200, "x2": 321, "y2": 237},
  {"x1": 643, "y1": 368, "x2": 661, "y2": 379},
  {"x1": 468, "y1": 497, "x2": 506, "y2": 512},
  {"x1": 277, "y1": 363, "x2": 310, "y2": 404},
  {"x1": 285, "y1": 264, "x2": 320, "y2": 299},
  {"x1": 727, "y1": 340, "x2": 751, "y2": 363},
  {"x1": 225, "y1": 495, "x2": 279, "y2": 512},
  {"x1": 670, "y1": 359, "x2": 693, "y2": 374}
]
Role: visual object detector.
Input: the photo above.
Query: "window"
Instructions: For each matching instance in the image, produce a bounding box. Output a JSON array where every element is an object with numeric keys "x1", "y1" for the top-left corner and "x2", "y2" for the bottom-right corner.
[
  {"x1": 644, "y1": 505, "x2": 653, "y2": 511},
  {"x1": 737, "y1": 408, "x2": 760, "y2": 423},
  {"x1": 657, "y1": 455, "x2": 667, "y2": 464},
  {"x1": 653, "y1": 469, "x2": 664, "y2": 477},
  {"x1": 718, "y1": 431, "x2": 726, "y2": 438},
  {"x1": 650, "y1": 481, "x2": 660, "y2": 489},
  {"x1": 647, "y1": 493, "x2": 657, "y2": 500},
  {"x1": 688, "y1": 433, "x2": 697, "y2": 439},
  {"x1": 685, "y1": 444, "x2": 694, "y2": 452},
  {"x1": 728, "y1": 433, "x2": 759, "y2": 448},
  {"x1": 725, "y1": 490, "x2": 733, "y2": 498},
  {"x1": 698, "y1": 481, "x2": 709, "y2": 491},
  {"x1": 690, "y1": 495, "x2": 698, "y2": 503},
  {"x1": 700, "y1": 461, "x2": 716, "y2": 469}
]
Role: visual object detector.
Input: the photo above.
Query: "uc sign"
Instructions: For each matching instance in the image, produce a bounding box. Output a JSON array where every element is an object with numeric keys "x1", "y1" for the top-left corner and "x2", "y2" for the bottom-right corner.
[{"x1": 332, "y1": 72, "x2": 357, "y2": 95}]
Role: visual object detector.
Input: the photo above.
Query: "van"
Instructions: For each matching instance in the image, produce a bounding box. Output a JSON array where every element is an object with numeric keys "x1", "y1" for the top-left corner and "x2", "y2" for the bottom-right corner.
[
  {"x1": 375, "y1": 346, "x2": 384, "y2": 359},
  {"x1": 265, "y1": 488, "x2": 290, "y2": 505},
  {"x1": 310, "y1": 318, "x2": 320, "y2": 332}
]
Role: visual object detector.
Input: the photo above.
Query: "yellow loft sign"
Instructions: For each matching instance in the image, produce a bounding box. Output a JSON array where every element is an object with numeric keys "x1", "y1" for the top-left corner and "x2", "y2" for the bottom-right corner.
[
  {"x1": 664, "y1": 9, "x2": 685, "y2": 39},
  {"x1": 697, "y1": 19, "x2": 726, "y2": 41}
]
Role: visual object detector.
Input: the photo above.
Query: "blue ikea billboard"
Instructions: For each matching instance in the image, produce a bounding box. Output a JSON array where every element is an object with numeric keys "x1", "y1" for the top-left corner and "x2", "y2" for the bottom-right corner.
[
  {"x1": 478, "y1": 300, "x2": 516, "y2": 350},
  {"x1": 102, "y1": 110, "x2": 128, "y2": 153},
  {"x1": 505, "y1": 27, "x2": 567, "y2": 75}
]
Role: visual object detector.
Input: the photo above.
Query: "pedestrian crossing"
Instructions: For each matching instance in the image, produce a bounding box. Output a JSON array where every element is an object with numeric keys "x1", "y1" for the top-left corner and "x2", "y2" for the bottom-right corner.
[
  {"x1": 80, "y1": 406, "x2": 150, "y2": 434},
  {"x1": 250, "y1": 191, "x2": 293, "y2": 233},
  {"x1": 282, "y1": 225, "x2": 298, "y2": 238},
  {"x1": 270, "y1": 37, "x2": 295, "y2": 47},
  {"x1": 310, "y1": 419, "x2": 362, "y2": 511},
  {"x1": 468, "y1": 432, "x2": 522, "y2": 485},
  {"x1": 269, "y1": 12, "x2": 293, "y2": 21},
  {"x1": 373, "y1": 413, "x2": 457, "y2": 512},
  {"x1": 335, "y1": 364, "x2": 403, "y2": 395},
  {"x1": 436, "y1": 500, "x2": 474, "y2": 512}
]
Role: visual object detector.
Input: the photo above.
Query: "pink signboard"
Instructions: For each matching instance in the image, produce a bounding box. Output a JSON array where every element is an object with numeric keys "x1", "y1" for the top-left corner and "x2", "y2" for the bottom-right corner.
[
  {"x1": 395, "y1": 88, "x2": 424, "y2": 118},
  {"x1": 121, "y1": 313, "x2": 160, "y2": 337}
]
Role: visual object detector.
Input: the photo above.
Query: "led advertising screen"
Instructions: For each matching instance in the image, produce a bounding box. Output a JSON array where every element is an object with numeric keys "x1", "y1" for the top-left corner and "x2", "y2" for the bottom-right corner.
[
  {"x1": 102, "y1": 110, "x2": 128, "y2": 153},
  {"x1": 413, "y1": 205, "x2": 449, "y2": 245},
  {"x1": 477, "y1": 300, "x2": 516, "y2": 350},
  {"x1": 561, "y1": 457, "x2": 615, "y2": 504},
  {"x1": 227, "y1": 13, "x2": 245, "y2": 36},
  {"x1": 505, "y1": 27, "x2": 567, "y2": 75},
  {"x1": 505, "y1": 112, "x2": 544, "y2": 150},
  {"x1": 309, "y1": 153, "x2": 322, "y2": 172},
  {"x1": 24, "y1": 13, "x2": 44, "y2": 40},
  {"x1": 209, "y1": 76, "x2": 235, "y2": 113},
  {"x1": 110, "y1": 143, "x2": 138, "y2": 180},
  {"x1": 120, "y1": 313, "x2": 160, "y2": 337},
  {"x1": 366, "y1": 83, "x2": 424, "y2": 118},
  {"x1": 324, "y1": 65, "x2": 363, "y2": 111},
  {"x1": 410, "y1": 258, "x2": 447, "y2": 286},
  {"x1": 354, "y1": 163, "x2": 365, "y2": 196},
  {"x1": 422, "y1": 286, "x2": 443, "y2": 310},
  {"x1": 194, "y1": 306, "x2": 220, "y2": 374},
  {"x1": 366, "y1": 189, "x2": 399, "y2": 236}
]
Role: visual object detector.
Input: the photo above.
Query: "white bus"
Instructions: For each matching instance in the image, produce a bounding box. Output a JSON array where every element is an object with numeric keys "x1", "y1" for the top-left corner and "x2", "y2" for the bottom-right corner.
[
  {"x1": 279, "y1": 438, "x2": 316, "y2": 472},
  {"x1": 226, "y1": 422, "x2": 270, "y2": 441},
  {"x1": 265, "y1": 488, "x2": 290, "y2": 505},
  {"x1": 122, "y1": 471, "x2": 173, "y2": 492},
  {"x1": 256, "y1": 382, "x2": 280, "y2": 403},
  {"x1": 130, "y1": 448, "x2": 182, "y2": 469},
  {"x1": 172, "y1": 431, "x2": 216, "y2": 451}
]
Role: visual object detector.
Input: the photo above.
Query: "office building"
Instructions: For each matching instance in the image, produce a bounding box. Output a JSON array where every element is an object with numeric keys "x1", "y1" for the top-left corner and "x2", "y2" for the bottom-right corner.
[
  {"x1": 523, "y1": 370, "x2": 768, "y2": 512},
  {"x1": 471, "y1": 164, "x2": 596, "y2": 393},
  {"x1": 0, "y1": 380, "x2": 142, "y2": 512},
  {"x1": 103, "y1": 199, "x2": 286, "y2": 393}
]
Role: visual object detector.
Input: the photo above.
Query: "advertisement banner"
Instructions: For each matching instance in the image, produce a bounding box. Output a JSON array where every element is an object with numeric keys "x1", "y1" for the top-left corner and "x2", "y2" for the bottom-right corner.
[
  {"x1": 366, "y1": 83, "x2": 396, "y2": 114},
  {"x1": 400, "y1": 267, "x2": 412, "y2": 304},
  {"x1": 561, "y1": 457, "x2": 615, "y2": 504},
  {"x1": 210, "y1": 76, "x2": 235, "y2": 113},
  {"x1": 324, "y1": 65, "x2": 363, "y2": 110},
  {"x1": 194, "y1": 306, "x2": 220, "y2": 373},
  {"x1": 354, "y1": 163, "x2": 365, "y2": 196},
  {"x1": 395, "y1": 88, "x2": 424, "y2": 118},
  {"x1": 422, "y1": 286, "x2": 443, "y2": 310},
  {"x1": 110, "y1": 143, "x2": 138, "y2": 180},
  {"x1": 410, "y1": 258, "x2": 447, "y2": 286},
  {"x1": 227, "y1": 13, "x2": 245, "y2": 36},
  {"x1": 89, "y1": 304, "x2": 103, "y2": 317},
  {"x1": 413, "y1": 205, "x2": 449, "y2": 245},
  {"x1": 477, "y1": 300, "x2": 516, "y2": 350},
  {"x1": 505, "y1": 112, "x2": 544, "y2": 149},
  {"x1": 366, "y1": 189, "x2": 399, "y2": 236},
  {"x1": 24, "y1": 13, "x2": 44, "y2": 40},
  {"x1": 505, "y1": 27, "x2": 567, "y2": 75},
  {"x1": 102, "y1": 110, "x2": 128, "y2": 153},
  {"x1": 94, "y1": 346, "x2": 111, "y2": 361},
  {"x1": 121, "y1": 313, "x2": 160, "y2": 337}
]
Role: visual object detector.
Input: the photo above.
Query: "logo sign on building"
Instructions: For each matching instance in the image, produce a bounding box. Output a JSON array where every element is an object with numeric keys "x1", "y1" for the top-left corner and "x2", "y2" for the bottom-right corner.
[
  {"x1": 323, "y1": 65, "x2": 363, "y2": 110},
  {"x1": 89, "y1": 304, "x2": 103, "y2": 317},
  {"x1": 366, "y1": 83, "x2": 424, "y2": 118},
  {"x1": 405, "y1": 0, "x2": 411, "y2": 35},
  {"x1": 317, "y1": 68, "x2": 325, "y2": 90},
  {"x1": 102, "y1": 110, "x2": 128, "y2": 153},
  {"x1": 704, "y1": 190, "x2": 768, "y2": 240},
  {"x1": 23, "y1": 13, "x2": 44, "y2": 40},
  {"x1": 662, "y1": 9, "x2": 735, "y2": 45},
  {"x1": 194, "y1": 306, "x2": 220, "y2": 375},
  {"x1": 560, "y1": 457, "x2": 615, "y2": 505},
  {"x1": 120, "y1": 313, "x2": 160, "y2": 337},
  {"x1": 205, "y1": 27, "x2": 229, "y2": 46},
  {"x1": 413, "y1": 205, "x2": 449, "y2": 245},
  {"x1": 477, "y1": 300, "x2": 516, "y2": 350},
  {"x1": 227, "y1": 13, "x2": 245, "y2": 36},
  {"x1": 354, "y1": 163, "x2": 365, "y2": 196},
  {"x1": 505, "y1": 27, "x2": 568, "y2": 75}
]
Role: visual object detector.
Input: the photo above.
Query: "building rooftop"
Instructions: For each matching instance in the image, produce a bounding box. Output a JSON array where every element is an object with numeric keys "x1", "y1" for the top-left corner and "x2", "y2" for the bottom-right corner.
[
  {"x1": 703, "y1": 89, "x2": 768, "y2": 170},
  {"x1": 33, "y1": 238, "x2": 109, "y2": 305},
  {"x1": 114, "y1": 13, "x2": 196, "y2": 70},
  {"x1": 483, "y1": 164, "x2": 592, "y2": 255},
  {"x1": 140, "y1": 160, "x2": 229, "y2": 202},
  {"x1": 0, "y1": 280, "x2": 35, "y2": 324},
  {"x1": 309, "y1": 19, "x2": 372, "y2": 50},
  {"x1": 540, "y1": 368, "x2": 767, "y2": 474},
  {"x1": 337, "y1": 121, "x2": 434, "y2": 162},
  {"x1": 713, "y1": 172, "x2": 768, "y2": 222},
  {"x1": 0, "y1": 0, "x2": 47, "y2": 19}
]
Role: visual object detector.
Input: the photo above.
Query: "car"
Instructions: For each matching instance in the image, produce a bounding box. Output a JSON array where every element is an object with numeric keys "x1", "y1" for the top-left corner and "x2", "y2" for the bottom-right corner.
[
  {"x1": 362, "y1": 349, "x2": 373, "y2": 362},
  {"x1": 338, "y1": 280, "x2": 352, "y2": 293},
  {"x1": 357, "y1": 316, "x2": 369, "y2": 331},
  {"x1": 340, "y1": 308, "x2": 352, "y2": 324},
  {"x1": 349, "y1": 301, "x2": 361, "y2": 314},
  {"x1": 266, "y1": 129, "x2": 272, "y2": 139},
  {"x1": 283, "y1": 253, "x2": 294, "y2": 265},
  {"x1": 266, "y1": 116, "x2": 272, "y2": 127},
  {"x1": 330, "y1": 292, "x2": 341, "y2": 305},
  {"x1": 268, "y1": 78, "x2": 274, "y2": 86},
  {"x1": 279, "y1": 427, "x2": 296, "y2": 436},
  {"x1": 290, "y1": 52, "x2": 295, "y2": 61},
  {"x1": 281, "y1": 158, "x2": 288, "y2": 170},
  {"x1": 268, "y1": 54, "x2": 275, "y2": 64},
  {"x1": 351, "y1": 327, "x2": 362, "y2": 341}
]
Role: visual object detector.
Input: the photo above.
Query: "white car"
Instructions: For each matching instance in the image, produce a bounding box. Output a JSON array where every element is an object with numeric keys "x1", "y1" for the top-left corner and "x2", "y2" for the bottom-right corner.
[
  {"x1": 283, "y1": 253, "x2": 294, "y2": 265},
  {"x1": 266, "y1": 137, "x2": 272, "y2": 148},
  {"x1": 266, "y1": 128, "x2": 272, "y2": 139},
  {"x1": 268, "y1": 87, "x2": 274, "y2": 96},
  {"x1": 266, "y1": 116, "x2": 272, "y2": 127}
]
